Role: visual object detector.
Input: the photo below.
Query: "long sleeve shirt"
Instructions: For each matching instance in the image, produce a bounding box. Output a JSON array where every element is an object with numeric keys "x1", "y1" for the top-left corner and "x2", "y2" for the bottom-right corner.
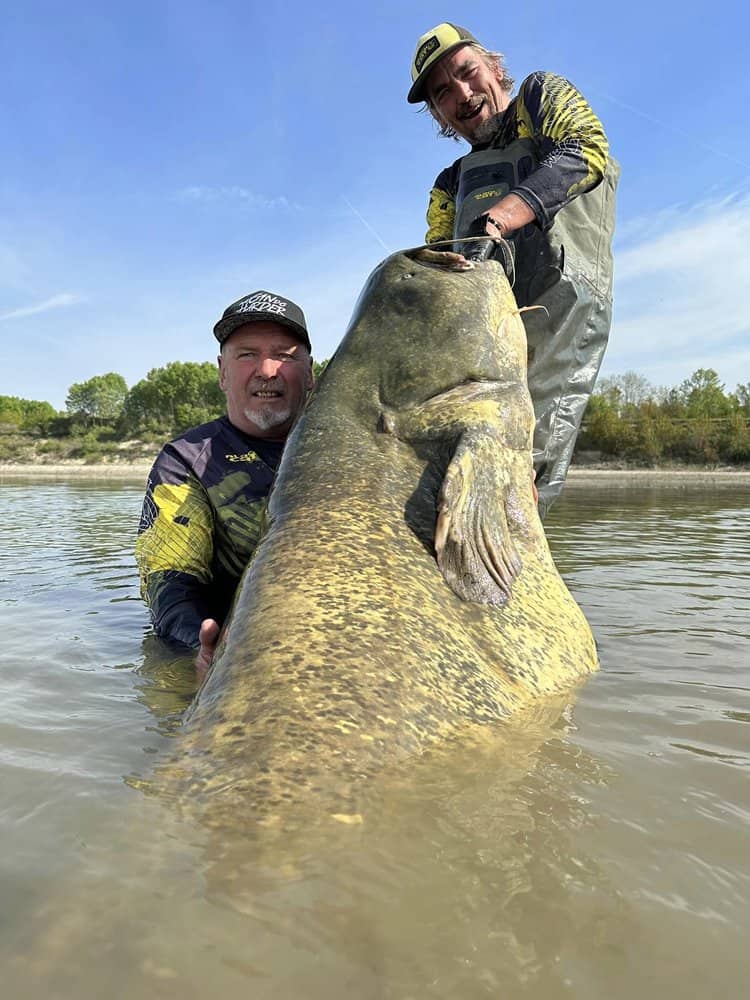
[
  {"x1": 426, "y1": 70, "x2": 610, "y2": 242},
  {"x1": 135, "y1": 415, "x2": 284, "y2": 648}
]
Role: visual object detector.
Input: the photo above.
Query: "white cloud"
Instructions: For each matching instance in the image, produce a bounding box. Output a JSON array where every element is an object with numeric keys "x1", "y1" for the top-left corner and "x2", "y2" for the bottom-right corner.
[
  {"x1": 0, "y1": 292, "x2": 85, "y2": 322},
  {"x1": 176, "y1": 185, "x2": 301, "y2": 211},
  {"x1": 605, "y1": 193, "x2": 750, "y2": 389}
]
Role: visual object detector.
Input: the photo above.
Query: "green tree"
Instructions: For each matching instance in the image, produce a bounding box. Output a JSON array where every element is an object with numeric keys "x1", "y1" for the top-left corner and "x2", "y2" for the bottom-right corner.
[
  {"x1": 0, "y1": 395, "x2": 58, "y2": 432},
  {"x1": 731, "y1": 382, "x2": 750, "y2": 414},
  {"x1": 66, "y1": 373, "x2": 128, "y2": 425},
  {"x1": 720, "y1": 412, "x2": 750, "y2": 461},
  {"x1": 20, "y1": 399, "x2": 58, "y2": 432},
  {"x1": 659, "y1": 386, "x2": 687, "y2": 419},
  {"x1": 0, "y1": 395, "x2": 24, "y2": 427},
  {"x1": 578, "y1": 394, "x2": 637, "y2": 456},
  {"x1": 596, "y1": 371, "x2": 657, "y2": 414},
  {"x1": 120, "y1": 361, "x2": 224, "y2": 436},
  {"x1": 677, "y1": 368, "x2": 732, "y2": 419},
  {"x1": 631, "y1": 402, "x2": 677, "y2": 465}
]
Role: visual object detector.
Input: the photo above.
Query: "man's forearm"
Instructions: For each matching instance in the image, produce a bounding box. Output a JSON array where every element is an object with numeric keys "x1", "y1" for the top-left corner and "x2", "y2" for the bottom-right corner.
[
  {"x1": 481, "y1": 193, "x2": 538, "y2": 237},
  {"x1": 145, "y1": 570, "x2": 214, "y2": 650}
]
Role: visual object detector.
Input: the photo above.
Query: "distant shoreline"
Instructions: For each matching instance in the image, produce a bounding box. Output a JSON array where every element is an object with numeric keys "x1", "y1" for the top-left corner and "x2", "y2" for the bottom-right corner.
[
  {"x1": 0, "y1": 462, "x2": 154, "y2": 481},
  {"x1": 565, "y1": 467, "x2": 750, "y2": 486},
  {"x1": 2, "y1": 462, "x2": 749, "y2": 486}
]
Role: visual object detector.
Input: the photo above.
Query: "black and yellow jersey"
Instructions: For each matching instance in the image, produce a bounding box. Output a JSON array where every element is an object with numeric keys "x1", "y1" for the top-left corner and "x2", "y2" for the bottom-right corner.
[
  {"x1": 135, "y1": 415, "x2": 283, "y2": 649},
  {"x1": 426, "y1": 71, "x2": 609, "y2": 243}
]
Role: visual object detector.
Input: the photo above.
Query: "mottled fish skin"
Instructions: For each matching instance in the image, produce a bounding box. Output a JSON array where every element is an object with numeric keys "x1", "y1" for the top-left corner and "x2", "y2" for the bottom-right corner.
[{"x1": 165, "y1": 252, "x2": 598, "y2": 827}]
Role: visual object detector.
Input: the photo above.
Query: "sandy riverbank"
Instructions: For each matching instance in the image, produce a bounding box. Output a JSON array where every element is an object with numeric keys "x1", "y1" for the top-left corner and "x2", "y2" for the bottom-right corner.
[
  {"x1": 0, "y1": 462, "x2": 154, "y2": 481},
  {"x1": 565, "y1": 467, "x2": 750, "y2": 486},
  {"x1": 2, "y1": 462, "x2": 749, "y2": 486}
]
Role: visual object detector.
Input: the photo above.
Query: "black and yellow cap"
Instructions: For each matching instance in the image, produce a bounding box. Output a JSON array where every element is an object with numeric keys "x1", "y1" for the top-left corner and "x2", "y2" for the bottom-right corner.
[{"x1": 407, "y1": 23, "x2": 478, "y2": 104}]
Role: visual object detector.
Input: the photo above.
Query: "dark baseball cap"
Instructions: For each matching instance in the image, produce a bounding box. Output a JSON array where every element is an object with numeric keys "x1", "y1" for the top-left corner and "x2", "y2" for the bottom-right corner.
[
  {"x1": 213, "y1": 290, "x2": 311, "y2": 351},
  {"x1": 407, "y1": 23, "x2": 479, "y2": 104}
]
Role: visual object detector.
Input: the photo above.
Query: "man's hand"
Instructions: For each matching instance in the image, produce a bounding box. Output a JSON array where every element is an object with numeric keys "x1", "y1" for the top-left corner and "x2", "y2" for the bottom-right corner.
[{"x1": 195, "y1": 618, "x2": 220, "y2": 676}]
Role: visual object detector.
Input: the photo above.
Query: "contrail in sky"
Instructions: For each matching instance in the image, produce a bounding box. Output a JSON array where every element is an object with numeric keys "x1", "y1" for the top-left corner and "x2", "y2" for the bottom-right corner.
[
  {"x1": 0, "y1": 293, "x2": 83, "y2": 322},
  {"x1": 586, "y1": 86, "x2": 750, "y2": 171},
  {"x1": 341, "y1": 196, "x2": 392, "y2": 252}
]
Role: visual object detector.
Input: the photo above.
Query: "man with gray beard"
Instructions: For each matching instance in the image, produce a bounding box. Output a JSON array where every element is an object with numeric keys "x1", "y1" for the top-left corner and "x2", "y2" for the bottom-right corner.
[{"x1": 136, "y1": 290, "x2": 314, "y2": 671}]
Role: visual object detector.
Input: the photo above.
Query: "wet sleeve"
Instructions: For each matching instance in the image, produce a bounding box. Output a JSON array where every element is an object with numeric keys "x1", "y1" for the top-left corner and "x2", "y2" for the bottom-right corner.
[
  {"x1": 135, "y1": 450, "x2": 216, "y2": 649},
  {"x1": 513, "y1": 71, "x2": 609, "y2": 229},
  {"x1": 426, "y1": 185, "x2": 456, "y2": 245},
  {"x1": 141, "y1": 570, "x2": 211, "y2": 649}
]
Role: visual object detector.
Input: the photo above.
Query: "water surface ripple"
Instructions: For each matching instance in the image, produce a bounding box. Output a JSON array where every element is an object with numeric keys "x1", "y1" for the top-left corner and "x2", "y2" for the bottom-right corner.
[{"x1": 1, "y1": 479, "x2": 748, "y2": 998}]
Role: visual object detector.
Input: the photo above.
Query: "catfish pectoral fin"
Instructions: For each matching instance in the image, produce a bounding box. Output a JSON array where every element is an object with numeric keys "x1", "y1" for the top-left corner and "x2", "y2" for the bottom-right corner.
[
  {"x1": 437, "y1": 507, "x2": 520, "y2": 607},
  {"x1": 435, "y1": 435, "x2": 521, "y2": 607}
]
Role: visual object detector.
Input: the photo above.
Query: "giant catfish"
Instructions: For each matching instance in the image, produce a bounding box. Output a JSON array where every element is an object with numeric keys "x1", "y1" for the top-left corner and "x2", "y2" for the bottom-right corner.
[
  {"x1": 168, "y1": 250, "x2": 598, "y2": 828},
  {"x1": 8, "y1": 252, "x2": 603, "y2": 996}
]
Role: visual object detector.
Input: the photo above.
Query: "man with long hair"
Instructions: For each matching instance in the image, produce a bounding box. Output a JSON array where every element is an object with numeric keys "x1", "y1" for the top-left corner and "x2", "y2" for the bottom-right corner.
[{"x1": 408, "y1": 23, "x2": 618, "y2": 515}]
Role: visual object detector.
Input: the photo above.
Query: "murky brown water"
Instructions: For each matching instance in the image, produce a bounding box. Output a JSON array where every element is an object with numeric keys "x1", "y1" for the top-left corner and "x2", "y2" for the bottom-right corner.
[{"x1": 1, "y1": 478, "x2": 748, "y2": 998}]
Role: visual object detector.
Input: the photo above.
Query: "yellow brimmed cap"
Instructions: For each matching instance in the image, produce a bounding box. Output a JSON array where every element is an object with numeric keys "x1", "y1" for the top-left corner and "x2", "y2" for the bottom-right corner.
[{"x1": 407, "y1": 23, "x2": 478, "y2": 104}]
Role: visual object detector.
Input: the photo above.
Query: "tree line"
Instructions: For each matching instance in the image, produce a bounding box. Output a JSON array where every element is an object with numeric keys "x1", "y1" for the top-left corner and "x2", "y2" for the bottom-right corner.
[
  {"x1": 0, "y1": 359, "x2": 330, "y2": 440},
  {"x1": 2, "y1": 363, "x2": 749, "y2": 464},
  {"x1": 577, "y1": 368, "x2": 750, "y2": 464}
]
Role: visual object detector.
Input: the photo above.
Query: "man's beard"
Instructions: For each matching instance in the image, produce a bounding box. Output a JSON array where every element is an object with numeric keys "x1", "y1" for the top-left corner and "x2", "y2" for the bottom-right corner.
[
  {"x1": 244, "y1": 402, "x2": 292, "y2": 431},
  {"x1": 243, "y1": 376, "x2": 292, "y2": 431},
  {"x1": 470, "y1": 109, "x2": 504, "y2": 144}
]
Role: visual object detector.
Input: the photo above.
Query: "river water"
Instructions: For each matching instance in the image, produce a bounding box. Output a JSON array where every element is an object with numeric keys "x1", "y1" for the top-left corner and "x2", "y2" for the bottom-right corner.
[{"x1": 1, "y1": 477, "x2": 748, "y2": 999}]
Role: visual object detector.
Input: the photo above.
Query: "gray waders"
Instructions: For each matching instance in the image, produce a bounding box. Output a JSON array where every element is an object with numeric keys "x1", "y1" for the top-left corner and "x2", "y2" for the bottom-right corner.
[{"x1": 454, "y1": 140, "x2": 619, "y2": 517}]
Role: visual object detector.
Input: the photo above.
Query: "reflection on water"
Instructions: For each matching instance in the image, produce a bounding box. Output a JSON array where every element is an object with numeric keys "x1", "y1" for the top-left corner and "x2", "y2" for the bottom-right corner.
[
  {"x1": 135, "y1": 636, "x2": 200, "y2": 735},
  {"x1": 1, "y1": 479, "x2": 749, "y2": 998}
]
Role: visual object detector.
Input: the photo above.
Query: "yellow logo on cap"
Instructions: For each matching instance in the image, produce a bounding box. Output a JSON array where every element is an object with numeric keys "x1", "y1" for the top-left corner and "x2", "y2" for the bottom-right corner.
[{"x1": 414, "y1": 35, "x2": 439, "y2": 75}]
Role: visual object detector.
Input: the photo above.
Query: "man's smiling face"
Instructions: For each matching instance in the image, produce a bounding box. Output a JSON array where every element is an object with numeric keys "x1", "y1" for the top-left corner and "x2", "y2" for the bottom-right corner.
[
  {"x1": 219, "y1": 323, "x2": 313, "y2": 440},
  {"x1": 426, "y1": 45, "x2": 510, "y2": 143}
]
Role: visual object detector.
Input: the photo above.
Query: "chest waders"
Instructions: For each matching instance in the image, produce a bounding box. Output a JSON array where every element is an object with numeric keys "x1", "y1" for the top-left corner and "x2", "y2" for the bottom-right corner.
[{"x1": 454, "y1": 140, "x2": 619, "y2": 517}]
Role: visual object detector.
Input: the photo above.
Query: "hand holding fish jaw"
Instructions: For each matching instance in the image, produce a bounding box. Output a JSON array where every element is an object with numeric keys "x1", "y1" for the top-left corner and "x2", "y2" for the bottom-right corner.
[
  {"x1": 410, "y1": 247, "x2": 475, "y2": 271},
  {"x1": 435, "y1": 429, "x2": 522, "y2": 607}
]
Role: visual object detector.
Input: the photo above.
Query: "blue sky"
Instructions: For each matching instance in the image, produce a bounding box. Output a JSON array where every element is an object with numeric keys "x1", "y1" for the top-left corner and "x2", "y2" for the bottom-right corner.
[{"x1": 2, "y1": 0, "x2": 749, "y2": 410}]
